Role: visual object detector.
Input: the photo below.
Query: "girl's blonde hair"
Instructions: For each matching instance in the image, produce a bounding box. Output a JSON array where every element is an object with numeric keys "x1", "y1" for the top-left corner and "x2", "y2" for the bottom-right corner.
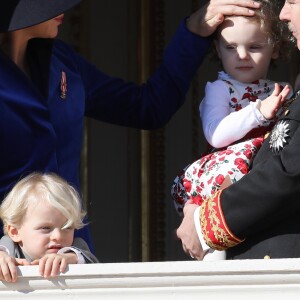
[
  {"x1": 0, "y1": 173, "x2": 86, "y2": 234},
  {"x1": 214, "y1": 0, "x2": 293, "y2": 61}
]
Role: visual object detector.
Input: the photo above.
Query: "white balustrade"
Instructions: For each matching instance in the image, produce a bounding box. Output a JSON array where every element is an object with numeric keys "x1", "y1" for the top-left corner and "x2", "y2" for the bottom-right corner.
[{"x1": 1, "y1": 259, "x2": 300, "y2": 299}]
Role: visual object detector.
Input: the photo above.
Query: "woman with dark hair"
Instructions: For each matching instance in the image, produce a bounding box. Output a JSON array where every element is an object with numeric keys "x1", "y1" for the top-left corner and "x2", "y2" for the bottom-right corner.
[{"x1": 0, "y1": 0, "x2": 260, "y2": 251}]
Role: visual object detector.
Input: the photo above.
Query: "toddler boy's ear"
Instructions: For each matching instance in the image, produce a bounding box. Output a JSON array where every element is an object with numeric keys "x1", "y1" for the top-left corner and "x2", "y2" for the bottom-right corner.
[{"x1": 7, "y1": 225, "x2": 22, "y2": 243}]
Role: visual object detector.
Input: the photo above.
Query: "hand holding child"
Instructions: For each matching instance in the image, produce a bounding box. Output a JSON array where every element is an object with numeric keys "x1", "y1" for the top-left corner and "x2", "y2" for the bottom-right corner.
[{"x1": 176, "y1": 200, "x2": 205, "y2": 260}]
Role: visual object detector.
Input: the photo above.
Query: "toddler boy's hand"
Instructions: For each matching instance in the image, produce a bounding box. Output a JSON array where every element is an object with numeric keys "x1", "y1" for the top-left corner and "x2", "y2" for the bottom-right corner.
[
  {"x1": 0, "y1": 251, "x2": 29, "y2": 282},
  {"x1": 31, "y1": 252, "x2": 78, "y2": 278}
]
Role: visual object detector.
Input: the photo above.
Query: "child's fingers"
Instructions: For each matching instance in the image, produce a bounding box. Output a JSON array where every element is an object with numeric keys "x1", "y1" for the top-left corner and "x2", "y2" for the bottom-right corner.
[
  {"x1": 273, "y1": 95, "x2": 282, "y2": 108},
  {"x1": 50, "y1": 257, "x2": 62, "y2": 277},
  {"x1": 7, "y1": 261, "x2": 18, "y2": 282},
  {"x1": 0, "y1": 262, "x2": 16, "y2": 282},
  {"x1": 59, "y1": 259, "x2": 67, "y2": 273},
  {"x1": 29, "y1": 259, "x2": 39, "y2": 266},
  {"x1": 0, "y1": 268, "x2": 6, "y2": 282},
  {"x1": 272, "y1": 96, "x2": 284, "y2": 116},
  {"x1": 16, "y1": 258, "x2": 30, "y2": 266},
  {"x1": 0, "y1": 265, "x2": 11, "y2": 282},
  {"x1": 271, "y1": 83, "x2": 281, "y2": 96},
  {"x1": 271, "y1": 83, "x2": 290, "y2": 98},
  {"x1": 40, "y1": 256, "x2": 62, "y2": 278},
  {"x1": 38, "y1": 257, "x2": 47, "y2": 277},
  {"x1": 279, "y1": 85, "x2": 291, "y2": 100},
  {"x1": 42, "y1": 258, "x2": 54, "y2": 278}
]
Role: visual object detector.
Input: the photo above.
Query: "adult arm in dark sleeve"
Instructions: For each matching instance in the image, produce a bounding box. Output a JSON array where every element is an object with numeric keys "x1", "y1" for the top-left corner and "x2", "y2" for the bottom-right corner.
[
  {"x1": 200, "y1": 117, "x2": 300, "y2": 250},
  {"x1": 57, "y1": 1, "x2": 260, "y2": 130},
  {"x1": 77, "y1": 20, "x2": 211, "y2": 130}
]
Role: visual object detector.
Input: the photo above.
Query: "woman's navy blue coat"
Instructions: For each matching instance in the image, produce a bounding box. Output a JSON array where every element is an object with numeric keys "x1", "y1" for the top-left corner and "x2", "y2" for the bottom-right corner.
[{"x1": 0, "y1": 20, "x2": 210, "y2": 247}]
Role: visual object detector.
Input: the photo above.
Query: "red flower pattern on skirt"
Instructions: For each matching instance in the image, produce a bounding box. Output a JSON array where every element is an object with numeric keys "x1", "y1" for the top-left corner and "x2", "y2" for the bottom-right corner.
[{"x1": 171, "y1": 136, "x2": 264, "y2": 214}]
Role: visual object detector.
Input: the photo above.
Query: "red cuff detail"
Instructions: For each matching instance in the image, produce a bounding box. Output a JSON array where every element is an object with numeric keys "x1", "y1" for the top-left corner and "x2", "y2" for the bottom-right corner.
[{"x1": 200, "y1": 190, "x2": 244, "y2": 250}]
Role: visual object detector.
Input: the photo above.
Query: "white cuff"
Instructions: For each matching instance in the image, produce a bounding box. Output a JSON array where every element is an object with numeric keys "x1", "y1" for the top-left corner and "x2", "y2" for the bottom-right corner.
[
  {"x1": 193, "y1": 206, "x2": 210, "y2": 252},
  {"x1": 193, "y1": 206, "x2": 226, "y2": 261},
  {"x1": 253, "y1": 100, "x2": 269, "y2": 125},
  {"x1": 203, "y1": 248, "x2": 226, "y2": 261},
  {"x1": 57, "y1": 247, "x2": 85, "y2": 264},
  {"x1": 0, "y1": 245, "x2": 10, "y2": 255}
]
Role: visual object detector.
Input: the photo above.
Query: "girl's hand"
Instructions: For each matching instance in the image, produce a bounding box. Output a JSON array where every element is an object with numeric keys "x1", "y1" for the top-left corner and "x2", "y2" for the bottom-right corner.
[{"x1": 259, "y1": 84, "x2": 291, "y2": 120}]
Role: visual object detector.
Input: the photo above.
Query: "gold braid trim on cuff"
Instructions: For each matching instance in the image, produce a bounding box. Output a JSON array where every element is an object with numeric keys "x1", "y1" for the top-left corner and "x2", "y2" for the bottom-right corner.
[{"x1": 200, "y1": 190, "x2": 244, "y2": 250}]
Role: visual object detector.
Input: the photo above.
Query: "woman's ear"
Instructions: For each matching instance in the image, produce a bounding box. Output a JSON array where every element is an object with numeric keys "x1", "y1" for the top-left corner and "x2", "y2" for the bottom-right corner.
[{"x1": 7, "y1": 224, "x2": 22, "y2": 243}]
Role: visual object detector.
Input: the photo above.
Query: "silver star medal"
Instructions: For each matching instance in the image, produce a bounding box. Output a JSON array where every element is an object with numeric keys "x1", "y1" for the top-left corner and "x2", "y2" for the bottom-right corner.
[{"x1": 269, "y1": 120, "x2": 290, "y2": 152}]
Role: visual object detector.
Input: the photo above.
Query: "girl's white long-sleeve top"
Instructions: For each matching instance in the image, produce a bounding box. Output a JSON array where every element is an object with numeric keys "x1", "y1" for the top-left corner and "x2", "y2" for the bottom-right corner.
[{"x1": 199, "y1": 71, "x2": 292, "y2": 148}]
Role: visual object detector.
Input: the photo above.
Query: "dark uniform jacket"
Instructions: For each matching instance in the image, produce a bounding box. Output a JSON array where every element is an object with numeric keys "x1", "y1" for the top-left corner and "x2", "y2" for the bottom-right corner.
[{"x1": 200, "y1": 91, "x2": 300, "y2": 259}]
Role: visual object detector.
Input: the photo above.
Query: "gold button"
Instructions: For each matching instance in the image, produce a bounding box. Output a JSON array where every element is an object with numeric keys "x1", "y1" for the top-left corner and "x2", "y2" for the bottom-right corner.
[
  {"x1": 264, "y1": 255, "x2": 271, "y2": 259},
  {"x1": 285, "y1": 110, "x2": 290, "y2": 116}
]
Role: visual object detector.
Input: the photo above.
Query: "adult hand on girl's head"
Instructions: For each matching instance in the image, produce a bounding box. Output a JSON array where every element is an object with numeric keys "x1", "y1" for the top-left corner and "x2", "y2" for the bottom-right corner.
[{"x1": 187, "y1": 0, "x2": 261, "y2": 37}]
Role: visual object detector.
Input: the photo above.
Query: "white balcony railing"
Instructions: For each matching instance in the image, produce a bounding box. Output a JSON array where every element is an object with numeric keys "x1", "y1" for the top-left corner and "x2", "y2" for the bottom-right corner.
[{"x1": 1, "y1": 259, "x2": 300, "y2": 299}]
